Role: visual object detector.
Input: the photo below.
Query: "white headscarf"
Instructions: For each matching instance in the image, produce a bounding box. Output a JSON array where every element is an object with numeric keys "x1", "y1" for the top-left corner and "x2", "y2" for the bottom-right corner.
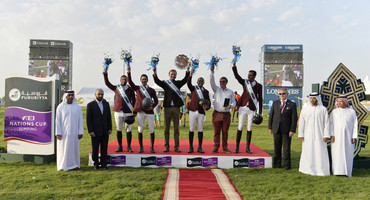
[
  {"x1": 62, "y1": 91, "x2": 77, "y2": 105},
  {"x1": 307, "y1": 92, "x2": 323, "y2": 107}
]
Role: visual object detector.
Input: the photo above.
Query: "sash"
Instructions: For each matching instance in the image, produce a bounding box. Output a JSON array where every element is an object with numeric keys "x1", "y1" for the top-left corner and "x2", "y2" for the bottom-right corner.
[
  {"x1": 244, "y1": 79, "x2": 258, "y2": 109},
  {"x1": 194, "y1": 85, "x2": 204, "y2": 100},
  {"x1": 164, "y1": 80, "x2": 184, "y2": 103},
  {"x1": 139, "y1": 85, "x2": 153, "y2": 104},
  {"x1": 116, "y1": 84, "x2": 133, "y2": 112}
]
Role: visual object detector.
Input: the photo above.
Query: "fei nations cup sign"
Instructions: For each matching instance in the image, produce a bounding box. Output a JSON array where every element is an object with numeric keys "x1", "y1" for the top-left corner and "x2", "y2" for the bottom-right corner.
[{"x1": 4, "y1": 74, "x2": 58, "y2": 155}]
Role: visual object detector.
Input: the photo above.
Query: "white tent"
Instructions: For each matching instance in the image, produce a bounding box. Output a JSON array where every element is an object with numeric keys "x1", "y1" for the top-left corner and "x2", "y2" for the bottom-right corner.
[
  {"x1": 364, "y1": 75, "x2": 370, "y2": 95},
  {"x1": 75, "y1": 87, "x2": 114, "y2": 107}
]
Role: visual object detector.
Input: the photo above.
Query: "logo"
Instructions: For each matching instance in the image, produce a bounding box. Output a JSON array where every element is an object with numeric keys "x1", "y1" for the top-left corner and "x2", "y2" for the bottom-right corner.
[
  {"x1": 9, "y1": 88, "x2": 21, "y2": 101},
  {"x1": 156, "y1": 156, "x2": 172, "y2": 166},
  {"x1": 141, "y1": 156, "x2": 157, "y2": 166},
  {"x1": 77, "y1": 97, "x2": 84, "y2": 104},
  {"x1": 109, "y1": 155, "x2": 126, "y2": 165},
  {"x1": 187, "y1": 157, "x2": 203, "y2": 167},
  {"x1": 202, "y1": 157, "x2": 218, "y2": 167},
  {"x1": 249, "y1": 158, "x2": 265, "y2": 168},
  {"x1": 22, "y1": 116, "x2": 35, "y2": 121},
  {"x1": 233, "y1": 158, "x2": 249, "y2": 168}
]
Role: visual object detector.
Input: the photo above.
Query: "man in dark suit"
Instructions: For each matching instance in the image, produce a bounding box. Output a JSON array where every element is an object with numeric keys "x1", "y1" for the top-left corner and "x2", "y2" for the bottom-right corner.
[
  {"x1": 86, "y1": 89, "x2": 112, "y2": 170},
  {"x1": 153, "y1": 65, "x2": 190, "y2": 153},
  {"x1": 268, "y1": 88, "x2": 297, "y2": 170}
]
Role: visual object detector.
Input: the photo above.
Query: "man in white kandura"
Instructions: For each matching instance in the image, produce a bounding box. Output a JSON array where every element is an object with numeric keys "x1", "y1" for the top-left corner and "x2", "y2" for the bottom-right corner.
[
  {"x1": 56, "y1": 90, "x2": 84, "y2": 171},
  {"x1": 298, "y1": 92, "x2": 330, "y2": 176},
  {"x1": 329, "y1": 95, "x2": 358, "y2": 177}
]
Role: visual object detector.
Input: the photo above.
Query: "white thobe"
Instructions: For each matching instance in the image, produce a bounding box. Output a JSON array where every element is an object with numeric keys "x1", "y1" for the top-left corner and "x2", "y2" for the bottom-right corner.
[
  {"x1": 56, "y1": 102, "x2": 84, "y2": 171},
  {"x1": 329, "y1": 108, "x2": 358, "y2": 177},
  {"x1": 298, "y1": 105, "x2": 330, "y2": 176}
]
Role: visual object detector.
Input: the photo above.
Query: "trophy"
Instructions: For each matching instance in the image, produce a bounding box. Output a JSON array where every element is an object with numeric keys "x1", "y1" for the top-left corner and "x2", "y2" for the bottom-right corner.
[
  {"x1": 175, "y1": 54, "x2": 189, "y2": 69},
  {"x1": 121, "y1": 49, "x2": 133, "y2": 68}
]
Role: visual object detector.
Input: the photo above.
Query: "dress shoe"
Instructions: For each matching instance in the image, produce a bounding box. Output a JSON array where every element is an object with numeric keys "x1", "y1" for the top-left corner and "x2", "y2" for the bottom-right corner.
[
  {"x1": 174, "y1": 147, "x2": 181, "y2": 153},
  {"x1": 211, "y1": 148, "x2": 218, "y2": 153},
  {"x1": 285, "y1": 166, "x2": 291, "y2": 170},
  {"x1": 102, "y1": 166, "x2": 109, "y2": 170},
  {"x1": 115, "y1": 146, "x2": 123, "y2": 152},
  {"x1": 222, "y1": 148, "x2": 232, "y2": 153},
  {"x1": 188, "y1": 146, "x2": 193, "y2": 153},
  {"x1": 93, "y1": 166, "x2": 99, "y2": 170},
  {"x1": 163, "y1": 147, "x2": 169, "y2": 152},
  {"x1": 127, "y1": 146, "x2": 133, "y2": 153}
]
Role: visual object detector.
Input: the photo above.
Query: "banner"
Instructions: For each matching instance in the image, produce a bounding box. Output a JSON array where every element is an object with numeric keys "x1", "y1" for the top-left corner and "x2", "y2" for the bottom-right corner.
[{"x1": 4, "y1": 74, "x2": 57, "y2": 155}]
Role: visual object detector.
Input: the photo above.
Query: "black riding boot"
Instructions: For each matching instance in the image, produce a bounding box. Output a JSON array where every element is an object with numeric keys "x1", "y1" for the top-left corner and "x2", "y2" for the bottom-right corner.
[
  {"x1": 246, "y1": 131, "x2": 253, "y2": 154},
  {"x1": 197, "y1": 132, "x2": 204, "y2": 153},
  {"x1": 138, "y1": 132, "x2": 143, "y2": 153},
  {"x1": 234, "y1": 130, "x2": 242, "y2": 153},
  {"x1": 115, "y1": 131, "x2": 123, "y2": 152},
  {"x1": 127, "y1": 131, "x2": 133, "y2": 152},
  {"x1": 188, "y1": 131, "x2": 194, "y2": 153},
  {"x1": 150, "y1": 132, "x2": 156, "y2": 153}
]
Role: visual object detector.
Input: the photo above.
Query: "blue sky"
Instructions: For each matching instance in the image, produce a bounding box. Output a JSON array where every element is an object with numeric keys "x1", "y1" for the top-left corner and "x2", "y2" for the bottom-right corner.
[{"x1": 1, "y1": 0, "x2": 369, "y2": 98}]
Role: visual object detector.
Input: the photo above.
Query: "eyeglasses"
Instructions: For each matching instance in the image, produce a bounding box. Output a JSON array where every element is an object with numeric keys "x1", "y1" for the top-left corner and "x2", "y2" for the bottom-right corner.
[
  {"x1": 279, "y1": 93, "x2": 286, "y2": 95},
  {"x1": 220, "y1": 81, "x2": 226, "y2": 83}
]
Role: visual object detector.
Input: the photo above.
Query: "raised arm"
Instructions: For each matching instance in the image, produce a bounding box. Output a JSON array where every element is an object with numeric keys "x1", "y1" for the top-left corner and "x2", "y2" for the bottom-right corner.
[
  {"x1": 210, "y1": 67, "x2": 218, "y2": 92},
  {"x1": 152, "y1": 66, "x2": 165, "y2": 88},
  {"x1": 179, "y1": 67, "x2": 190, "y2": 87},
  {"x1": 127, "y1": 65, "x2": 138, "y2": 90},
  {"x1": 103, "y1": 71, "x2": 116, "y2": 91},
  {"x1": 187, "y1": 71, "x2": 195, "y2": 92},
  {"x1": 232, "y1": 63, "x2": 244, "y2": 85}
]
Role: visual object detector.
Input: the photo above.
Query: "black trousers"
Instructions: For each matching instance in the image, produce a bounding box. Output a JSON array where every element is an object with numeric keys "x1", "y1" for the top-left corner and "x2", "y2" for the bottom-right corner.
[
  {"x1": 91, "y1": 134, "x2": 109, "y2": 167},
  {"x1": 273, "y1": 129, "x2": 291, "y2": 169}
]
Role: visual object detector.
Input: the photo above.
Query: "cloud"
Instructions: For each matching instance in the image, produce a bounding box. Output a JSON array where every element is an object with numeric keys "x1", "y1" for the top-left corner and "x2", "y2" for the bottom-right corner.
[
  {"x1": 252, "y1": 17, "x2": 263, "y2": 23},
  {"x1": 332, "y1": 15, "x2": 345, "y2": 23},
  {"x1": 279, "y1": 7, "x2": 302, "y2": 21}
]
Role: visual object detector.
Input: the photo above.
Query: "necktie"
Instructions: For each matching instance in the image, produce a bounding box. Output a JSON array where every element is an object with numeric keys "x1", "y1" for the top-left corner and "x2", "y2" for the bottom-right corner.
[{"x1": 281, "y1": 101, "x2": 285, "y2": 114}]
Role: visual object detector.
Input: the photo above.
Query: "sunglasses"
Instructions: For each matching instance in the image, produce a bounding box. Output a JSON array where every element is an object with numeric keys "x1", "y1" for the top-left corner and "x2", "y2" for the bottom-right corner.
[{"x1": 279, "y1": 93, "x2": 286, "y2": 95}]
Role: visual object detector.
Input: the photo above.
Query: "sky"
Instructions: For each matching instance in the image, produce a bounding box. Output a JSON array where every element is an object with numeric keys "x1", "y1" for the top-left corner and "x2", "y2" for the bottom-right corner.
[{"x1": 1, "y1": 0, "x2": 370, "y2": 99}]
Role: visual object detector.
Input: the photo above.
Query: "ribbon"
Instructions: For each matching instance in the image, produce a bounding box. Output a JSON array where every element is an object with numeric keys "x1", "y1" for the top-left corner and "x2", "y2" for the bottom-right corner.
[{"x1": 190, "y1": 58, "x2": 200, "y2": 73}]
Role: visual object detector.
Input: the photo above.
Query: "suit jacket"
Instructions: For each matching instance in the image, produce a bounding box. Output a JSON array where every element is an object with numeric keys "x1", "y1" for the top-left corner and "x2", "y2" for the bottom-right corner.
[
  {"x1": 232, "y1": 66, "x2": 263, "y2": 115},
  {"x1": 268, "y1": 99, "x2": 298, "y2": 134},
  {"x1": 86, "y1": 99, "x2": 112, "y2": 136},
  {"x1": 153, "y1": 71, "x2": 190, "y2": 107}
]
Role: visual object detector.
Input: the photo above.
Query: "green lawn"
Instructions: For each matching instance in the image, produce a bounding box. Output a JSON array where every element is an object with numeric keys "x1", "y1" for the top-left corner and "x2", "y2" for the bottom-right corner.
[{"x1": 0, "y1": 106, "x2": 369, "y2": 199}]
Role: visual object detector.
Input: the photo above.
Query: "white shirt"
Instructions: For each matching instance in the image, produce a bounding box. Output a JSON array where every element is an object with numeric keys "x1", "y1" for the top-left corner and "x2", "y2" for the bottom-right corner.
[{"x1": 210, "y1": 72, "x2": 236, "y2": 112}]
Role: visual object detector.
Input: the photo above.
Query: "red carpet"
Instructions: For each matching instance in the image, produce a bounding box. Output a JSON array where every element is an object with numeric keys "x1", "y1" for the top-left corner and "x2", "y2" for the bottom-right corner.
[
  {"x1": 107, "y1": 138, "x2": 270, "y2": 157},
  {"x1": 162, "y1": 169, "x2": 243, "y2": 200}
]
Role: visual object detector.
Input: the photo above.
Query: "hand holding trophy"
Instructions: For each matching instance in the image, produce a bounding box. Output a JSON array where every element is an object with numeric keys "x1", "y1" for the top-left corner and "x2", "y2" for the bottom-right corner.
[{"x1": 175, "y1": 54, "x2": 189, "y2": 70}]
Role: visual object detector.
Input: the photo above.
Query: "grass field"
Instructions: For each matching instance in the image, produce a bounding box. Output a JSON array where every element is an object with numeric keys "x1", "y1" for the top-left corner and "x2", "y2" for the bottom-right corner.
[{"x1": 0, "y1": 106, "x2": 369, "y2": 199}]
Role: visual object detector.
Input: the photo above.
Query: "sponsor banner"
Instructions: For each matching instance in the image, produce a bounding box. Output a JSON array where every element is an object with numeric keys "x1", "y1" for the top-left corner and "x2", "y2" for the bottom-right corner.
[
  {"x1": 5, "y1": 77, "x2": 52, "y2": 111},
  {"x1": 109, "y1": 155, "x2": 126, "y2": 165},
  {"x1": 264, "y1": 87, "x2": 302, "y2": 105},
  {"x1": 202, "y1": 157, "x2": 218, "y2": 167},
  {"x1": 141, "y1": 156, "x2": 157, "y2": 166},
  {"x1": 156, "y1": 156, "x2": 172, "y2": 167},
  {"x1": 187, "y1": 157, "x2": 203, "y2": 167},
  {"x1": 233, "y1": 158, "x2": 249, "y2": 168},
  {"x1": 30, "y1": 40, "x2": 69, "y2": 47},
  {"x1": 249, "y1": 158, "x2": 265, "y2": 168},
  {"x1": 263, "y1": 45, "x2": 303, "y2": 52},
  {"x1": 4, "y1": 107, "x2": 51, "y2": 144}
]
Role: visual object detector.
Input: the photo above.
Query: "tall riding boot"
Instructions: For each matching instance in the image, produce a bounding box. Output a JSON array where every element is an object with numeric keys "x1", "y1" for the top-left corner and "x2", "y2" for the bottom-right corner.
[
  {"x1": 150, "y1": 132, "x2": 156, "y2": 153},
  {"x1": 197, "y1": 132, "x2": 204, "y2": 153},
  {"x1": 246, "y1": 131, "x2": 253, "y2": 154},
  {"x1": 234, "y1": 130, "x2": 242, "y2": 153},
  {"x1": 138, "y1": 132, "x2": 143, "y2": 153},
  {"x1": 126, "y1": 131, "x2": 133, "y2": 152},
  {"x1": 115, "y1": 131, "x2": 123, "y2": 152},
  {"x1": 188, "y1": 131, "x2": 194, "y2": 153}
]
